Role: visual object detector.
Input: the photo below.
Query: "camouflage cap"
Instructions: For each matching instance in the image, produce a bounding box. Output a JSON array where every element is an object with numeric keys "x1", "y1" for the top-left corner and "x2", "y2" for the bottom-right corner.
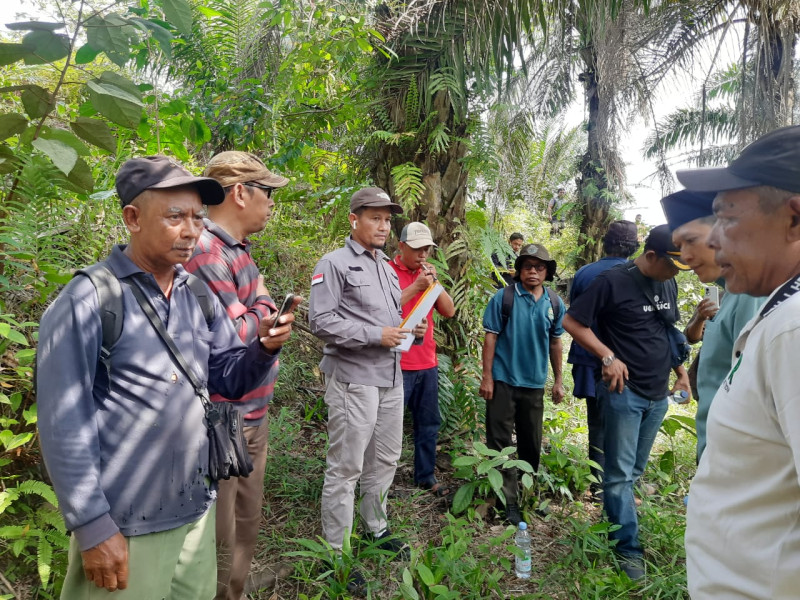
[{"x1": 204, "y1": 151, "x2": 289, "y2": 189}]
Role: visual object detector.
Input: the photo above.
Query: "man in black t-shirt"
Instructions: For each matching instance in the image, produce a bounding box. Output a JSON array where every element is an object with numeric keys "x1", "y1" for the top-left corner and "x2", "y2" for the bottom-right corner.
[{"x1": 564, "y1": 225, "x2": 692, "y2": 580}]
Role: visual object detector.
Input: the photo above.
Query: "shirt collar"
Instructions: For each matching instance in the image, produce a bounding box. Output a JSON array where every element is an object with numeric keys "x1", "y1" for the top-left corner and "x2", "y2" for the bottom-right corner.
[
  {"x1": 346, "y1": 236, "x2": 388, "y2": 261},
  {"x1": 203, "y1": 218, "x2": 249, "y2": 251},
  {"x1": 392, "y1": 256, "x2": 416, "y2": 273}
]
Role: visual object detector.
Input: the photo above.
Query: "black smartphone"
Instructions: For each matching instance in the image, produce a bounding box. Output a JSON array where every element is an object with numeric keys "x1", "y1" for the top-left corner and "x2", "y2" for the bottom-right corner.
[{"x1": 273, "y1": 293, "x2": 296, "y2": 325}]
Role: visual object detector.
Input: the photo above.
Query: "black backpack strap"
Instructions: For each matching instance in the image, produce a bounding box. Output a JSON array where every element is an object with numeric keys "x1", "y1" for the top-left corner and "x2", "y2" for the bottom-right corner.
[
  {"x1": 546, "y1": 287, "x2": 560, "y2": 337},
  {"x1": 75, "y1": 263, "x2": 123, "y2": 361},
  {"x1": 185, "y1": 274, "x2": 215, "y2": 325},
  {"x1": 500, "y1": 283, "x2": 515, "y2": 332}
]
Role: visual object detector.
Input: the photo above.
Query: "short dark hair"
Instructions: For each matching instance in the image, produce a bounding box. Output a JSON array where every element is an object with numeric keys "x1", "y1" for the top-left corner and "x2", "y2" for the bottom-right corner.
[
  {"x1": 509, "y1": 232, "x2": 524, "y2": 242},
  {"x1": 603, "y1": 239, "x2": 639, "y2": 258}
]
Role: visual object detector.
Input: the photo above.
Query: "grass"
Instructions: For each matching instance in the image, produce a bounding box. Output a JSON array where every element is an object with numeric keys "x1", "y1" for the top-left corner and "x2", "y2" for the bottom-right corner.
[{"x1": 249, "y1": 336, "x2": 698, "y2": 599}]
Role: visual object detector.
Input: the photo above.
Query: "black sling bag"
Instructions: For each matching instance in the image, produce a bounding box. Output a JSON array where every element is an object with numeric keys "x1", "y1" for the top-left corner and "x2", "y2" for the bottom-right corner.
[{"x1": 127, "y1": 278, "x2": 254, "y2": 481}]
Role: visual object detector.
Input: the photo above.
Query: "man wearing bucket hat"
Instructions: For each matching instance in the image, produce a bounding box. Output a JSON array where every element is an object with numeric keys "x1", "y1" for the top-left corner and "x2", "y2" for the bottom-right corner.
[
  {"x1": 567, "y1": 220, "x2": 640, "y2": 501},
  {"x1": 184, "y1": 151, "x2": 300, "y2": 600},
  {"x1": 563, "y1": 224, "x2": 692, "y2": 580},
  {"x1": 660, "y1": 190, "x2": 765, "y2": 465},
  {"x1": 480, "y1": 243, "x2": 566, "y2": 526},
  {"x1": 308, "y1": 188, "x2": 427, "y2": 592},
  {"x1": 389, "y1": 222, "x2": 455, "y2": 497},
  {"x1": 676, "y1": 125, "x2": 800, "y2": 599},
  {"x1": 36, "y1": 156, "x2": 295, "y2": 597}
]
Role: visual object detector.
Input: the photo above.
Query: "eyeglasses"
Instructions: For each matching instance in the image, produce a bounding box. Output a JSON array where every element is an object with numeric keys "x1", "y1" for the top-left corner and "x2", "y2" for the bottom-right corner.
[
  {"x1": 245, "y1": 183, "x2": 274, "y2": 198},
  {"x1": 521, "y1": 263, "x2": 548, "y2": 272}
]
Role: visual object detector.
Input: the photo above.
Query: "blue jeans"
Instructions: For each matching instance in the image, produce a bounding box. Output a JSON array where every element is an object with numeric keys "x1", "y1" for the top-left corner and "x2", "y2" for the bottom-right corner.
[
  {"x1": 403, "y1": 367, "x2": 441, "y2": 486},
  {"x1": 597, "y1": 381, "x2": 668, "y2": 558}
]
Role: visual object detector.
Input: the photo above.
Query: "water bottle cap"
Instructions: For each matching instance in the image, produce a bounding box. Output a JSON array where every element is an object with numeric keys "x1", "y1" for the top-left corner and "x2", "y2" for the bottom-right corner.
[
  {"x1": 518, "y1": 521, "x2": 527, "y2": 530},
  {"x1": 676, "y1": 390, "x2": 688, "y2": 398}
]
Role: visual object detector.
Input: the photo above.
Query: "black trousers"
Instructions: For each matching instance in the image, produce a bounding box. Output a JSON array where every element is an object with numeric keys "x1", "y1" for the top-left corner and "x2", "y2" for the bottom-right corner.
[{"x1": 485, "y1": 380, "x2": 544, "y2": 505}]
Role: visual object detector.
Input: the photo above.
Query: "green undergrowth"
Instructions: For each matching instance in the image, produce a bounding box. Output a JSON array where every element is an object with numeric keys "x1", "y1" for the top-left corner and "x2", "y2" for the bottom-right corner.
[{"x1": 255, "y1": 343, "x2": 697, "y2": 599}]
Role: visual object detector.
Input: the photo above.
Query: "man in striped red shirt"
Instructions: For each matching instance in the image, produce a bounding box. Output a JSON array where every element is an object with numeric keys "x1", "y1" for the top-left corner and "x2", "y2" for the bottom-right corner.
[{"x1": 184, "y1": 151, "x2": 300, "y2": 600}]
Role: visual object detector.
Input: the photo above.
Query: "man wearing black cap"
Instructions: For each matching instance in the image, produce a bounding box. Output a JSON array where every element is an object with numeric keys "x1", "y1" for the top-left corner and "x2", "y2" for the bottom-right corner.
[
  {"x1": 36, "y1": 156, "x2": 296, "y2": 597},
  {"x1": 480, "y1": 243, "x2": 566, "y2": 526},
  {"x1": 563, "y1": 224, "x2": 692, "y2": 580},
  {"x1": 676, "y1": 125, "x2": 800, "y2": 599},
  {"x1": 567, "y1": 220, "x2": 640, "y2": 500},
  {"x1": 184, "y1": 151, "x2": 299, "y2": 600},
  {"x1": 661, "y1": 190, "x2": 764, "y2": 464},
  {"x1": 308, "y1": 187, "x2": 426, "y2": 591}
]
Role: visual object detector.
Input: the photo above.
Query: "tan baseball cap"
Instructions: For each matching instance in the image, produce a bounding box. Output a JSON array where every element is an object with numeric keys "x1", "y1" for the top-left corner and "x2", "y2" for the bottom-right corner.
[
  {"x1": 350, "y1": 187, "x2": 403, "y2": 214},
  {"x1": 400, "y1": 222, "x2": 436, "y2": 249},
  {"x1": 204, "y1": 151, "x2": 289, "y2": 189}
]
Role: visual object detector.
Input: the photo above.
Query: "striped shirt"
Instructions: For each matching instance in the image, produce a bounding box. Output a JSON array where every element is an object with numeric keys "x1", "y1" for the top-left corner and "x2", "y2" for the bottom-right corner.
[{"x1": 184, "y1": 219, "x2": 278, "y2": 424}]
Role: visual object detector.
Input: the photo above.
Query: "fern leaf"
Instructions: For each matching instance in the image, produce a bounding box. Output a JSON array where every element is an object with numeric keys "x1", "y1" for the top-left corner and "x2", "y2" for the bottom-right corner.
[
  {"x1": 38, "y1": 535, "x2": 53, "y2": 586},
  {"x1": 390, "y1": 162, "x2": 425, "y2": 209}
]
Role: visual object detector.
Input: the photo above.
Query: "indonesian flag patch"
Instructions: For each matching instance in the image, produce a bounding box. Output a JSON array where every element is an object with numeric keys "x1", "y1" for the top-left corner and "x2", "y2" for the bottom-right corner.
[{"x1": 312, "y1": 273, "x2": 324, "y2": 285}]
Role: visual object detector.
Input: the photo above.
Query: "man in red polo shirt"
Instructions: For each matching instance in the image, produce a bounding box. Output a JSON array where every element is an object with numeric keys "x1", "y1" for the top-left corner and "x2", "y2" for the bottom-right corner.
[{"x1": 389, "y1": 222, "x2": 455, "y2": 495}]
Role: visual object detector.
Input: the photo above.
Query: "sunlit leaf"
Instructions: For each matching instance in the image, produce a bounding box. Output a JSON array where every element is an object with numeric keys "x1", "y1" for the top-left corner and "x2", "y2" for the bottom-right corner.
[{"x1": 31, "y1": 138, "x2": 78, "y2": 175}]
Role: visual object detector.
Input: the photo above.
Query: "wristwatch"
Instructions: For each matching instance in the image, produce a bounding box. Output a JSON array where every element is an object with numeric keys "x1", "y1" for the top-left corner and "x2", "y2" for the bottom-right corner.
[{"x1": 602, "y1": 355, "x2": 616, "y2": 367}]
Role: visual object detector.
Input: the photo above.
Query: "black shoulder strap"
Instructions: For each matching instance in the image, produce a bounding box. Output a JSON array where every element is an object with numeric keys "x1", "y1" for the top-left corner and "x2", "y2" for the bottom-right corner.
[
  {"x1": 546, "y1": 287, "x2": 559, "y2": 337},
  {"x1": 500, "y1": 283, "x2": 515, "y2": 332},
  {"x1": 499, "y1": 283, "x2": 560, "y2": 336},
  {"x1": 75, "y1": 265, "x2": 215, "y2": 359},
  {"x1": 75, "y1": 263, "x2": 123, "y2": 359},
  {"x1": 185, "y1": 274, "x2": 215, "y2": 324},
  {"x1": 125, "y1": 279, "x2": 211, "y2": 412}
]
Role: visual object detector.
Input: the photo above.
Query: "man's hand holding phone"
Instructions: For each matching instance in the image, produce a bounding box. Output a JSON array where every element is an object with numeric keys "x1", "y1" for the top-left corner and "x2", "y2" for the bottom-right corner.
[{"x1": 259, "y1": 293, "x2": 303, "y2": 352}]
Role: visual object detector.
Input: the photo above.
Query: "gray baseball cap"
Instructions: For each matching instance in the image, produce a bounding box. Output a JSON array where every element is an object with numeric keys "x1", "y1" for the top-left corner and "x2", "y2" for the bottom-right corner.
[{"x1": 350, "y1": 187, "x2": 403, "y2": 214}]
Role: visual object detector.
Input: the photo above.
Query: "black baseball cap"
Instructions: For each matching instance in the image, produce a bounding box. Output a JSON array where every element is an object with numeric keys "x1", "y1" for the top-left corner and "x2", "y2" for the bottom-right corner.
[
  {"x1": 116, "y1": 155, "x2": 225, "y2": 208},
  {"x1": 676, "y1": 125, "x2": 800, "y2": 194},
  {"x1": 660, "y1": 190, "x2": 716, "y2": 231},
  {"x1": 644, "y1": 224, "x2": 690, "y2": 270}
]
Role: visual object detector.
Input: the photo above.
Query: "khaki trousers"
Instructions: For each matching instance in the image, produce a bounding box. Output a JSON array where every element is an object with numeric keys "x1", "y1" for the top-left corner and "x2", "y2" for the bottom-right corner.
[
  {"x1": 214, "y1": 416, "x2": 270, "y2": 600},
  {"x1": 321, "y1": 375, "x2": 403, "y2": 549},
  {"x1": 61, "y1": 505, "x2": 216, "y2": 600}
]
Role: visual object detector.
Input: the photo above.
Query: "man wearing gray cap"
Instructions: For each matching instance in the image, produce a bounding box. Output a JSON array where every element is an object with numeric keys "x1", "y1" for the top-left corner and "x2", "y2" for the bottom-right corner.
[
  {"x1": 677, "y1": 125, "x2": 800, "y2": 599},
  {"x1": 36, "y1": 156, "x2": 296, "y2": 598},
  {"x1": 184, "y1": 151, "x2": 300, "y2": 600},
  {"x1": 308, "y1": 187, "x2": 425, "y2": 591}
]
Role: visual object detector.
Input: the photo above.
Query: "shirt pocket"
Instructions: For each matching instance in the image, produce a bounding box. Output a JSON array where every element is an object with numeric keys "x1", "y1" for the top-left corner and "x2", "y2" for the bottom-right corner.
[{"x1": 343, "y1": 271, "x2": 381, "y2": 312}]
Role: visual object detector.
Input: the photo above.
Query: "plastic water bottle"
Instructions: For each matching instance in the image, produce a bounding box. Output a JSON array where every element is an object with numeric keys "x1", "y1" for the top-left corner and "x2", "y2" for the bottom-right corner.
[
  {"x1": 670, "y1": 390, "x2": 689, "y2": 404},
  {"x1": 514, "y1": 521, "x2": 531, "y2": 579}
]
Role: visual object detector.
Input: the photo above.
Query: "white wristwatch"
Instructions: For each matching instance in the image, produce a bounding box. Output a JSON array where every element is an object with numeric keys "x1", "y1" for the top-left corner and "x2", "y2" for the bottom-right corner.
[{"x1": 602, "y1": 354, "x2": 616, "y2": 367}]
